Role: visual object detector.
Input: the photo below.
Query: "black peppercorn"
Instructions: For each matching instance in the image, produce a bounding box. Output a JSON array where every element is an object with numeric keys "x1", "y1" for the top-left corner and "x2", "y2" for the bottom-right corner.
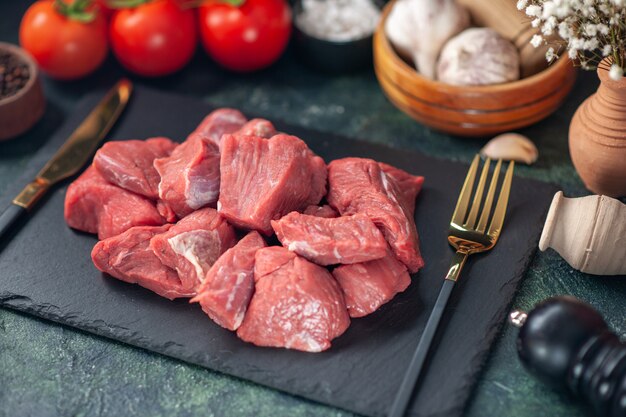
[{"x1": 0, "y1": 51, "x2": 30, "y2": 100}]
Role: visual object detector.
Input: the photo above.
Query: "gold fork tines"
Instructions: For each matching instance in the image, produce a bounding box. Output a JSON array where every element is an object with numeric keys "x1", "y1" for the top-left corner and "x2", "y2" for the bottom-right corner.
[{"x1": 446, "y1": 156, "x2": 514, "y2": 282}]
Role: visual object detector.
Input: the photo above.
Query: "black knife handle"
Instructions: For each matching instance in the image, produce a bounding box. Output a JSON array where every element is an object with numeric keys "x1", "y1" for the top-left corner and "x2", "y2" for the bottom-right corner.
[
  {"x1": 0, "y1": 203, "x2": 26, "y2": 242},
  {"x1": 516, "y1": 296, "x2": 626, "y2": 417}
]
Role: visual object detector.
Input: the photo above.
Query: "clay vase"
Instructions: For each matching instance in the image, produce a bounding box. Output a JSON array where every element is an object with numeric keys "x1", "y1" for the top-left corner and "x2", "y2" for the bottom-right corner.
[
  {"x1": 539, "y1": 191, "x2": 626, "y2": 275},
  {"x1": 569, "y1": 63, "x2": 626, "y2": 197}
]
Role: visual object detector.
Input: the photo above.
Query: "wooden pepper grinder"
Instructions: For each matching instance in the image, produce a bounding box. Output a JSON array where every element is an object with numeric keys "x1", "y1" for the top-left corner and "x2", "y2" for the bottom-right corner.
[
  {"x1": 509, "y1": 296, "x2": 626, "y2": 417},
  {"x1": 457, "y1": 0, "x2": 557, "y2": 77}
]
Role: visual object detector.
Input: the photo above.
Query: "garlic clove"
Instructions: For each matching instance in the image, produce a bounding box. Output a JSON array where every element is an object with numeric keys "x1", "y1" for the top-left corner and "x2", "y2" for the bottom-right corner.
[{"x1": 480, "y1": 133, "x2": 538, "y2": 165}]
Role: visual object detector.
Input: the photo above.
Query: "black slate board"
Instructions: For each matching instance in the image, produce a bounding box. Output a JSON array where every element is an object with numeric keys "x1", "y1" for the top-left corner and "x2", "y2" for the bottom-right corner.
[{"x1": 0, "y1": 87, "x2": 557, "y2": 417}]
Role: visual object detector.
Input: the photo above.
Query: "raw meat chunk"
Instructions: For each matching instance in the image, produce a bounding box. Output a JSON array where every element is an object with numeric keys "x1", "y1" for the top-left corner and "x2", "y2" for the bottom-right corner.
[
  {"x1": 218, "y1": 134, "x2": 327, "y2": 234},
  {"x1": 237, "y1": 247, "x2": 350, "y2": 352},
  {"x1": 236, "y1": 118, "x2": 276, "y2": 138},
  {"x1": 271, "y1": 212, "x2": 387, "y2": 265},
  {"x1": 64, "y1": 166, "x2": 165, "y2": 239},
  {"x1": 154, "y1": 110, "x2": 247, "y2": 218},
  {"x1": 154, "y1": 135, "x2": 221, "y2": 218},
  {"x1": 150, "y1": 208, "x2": 237, "y2": 292},
  {"x1": 379, "y1": 162, "x2": 424, "y2": 218},
  {"x1": 252, "y1": 246, "x2": 297, "y2": 279},
  {"x1": 192, "y1": 108, "x2": 247, "y2": 147},
  {"x1": 91, "y1": 225, "x2": 194, "y2": 299},
  {"x1": 333, "y1": 249, "x2": 411, "y2": 318},
  {"x1": 156, "y1": 200, "x2": 178, "y2": 223},
  {"x1": 327, "y1": 158, "x2": 425, "y2": 273},
  {"x1": 191, "y1": 231, "x2": 267, "y2": 331},
  {"x1": 93, "y1": 137, "x2": 177, "y2": 199},
  {"x1": 303, "y1": 204, "x2": 338, "y2": 218}
]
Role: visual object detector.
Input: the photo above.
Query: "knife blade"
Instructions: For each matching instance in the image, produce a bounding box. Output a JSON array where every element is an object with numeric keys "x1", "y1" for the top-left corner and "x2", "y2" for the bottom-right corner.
[{"x1": 0, "y1": 78, "x2": 133, "y2": 241}]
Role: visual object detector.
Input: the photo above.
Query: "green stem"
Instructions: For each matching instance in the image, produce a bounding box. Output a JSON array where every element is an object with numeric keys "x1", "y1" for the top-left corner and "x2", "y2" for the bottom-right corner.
[
  {"x1": 178, "y1": 0, "x2": 245, "y2": 8},
  {"x1": 105, "y1": 0, "x2": 153, "y2": 9},
  {"x1": 54, "y1": 0, "x2": 96, "y2": 22}
]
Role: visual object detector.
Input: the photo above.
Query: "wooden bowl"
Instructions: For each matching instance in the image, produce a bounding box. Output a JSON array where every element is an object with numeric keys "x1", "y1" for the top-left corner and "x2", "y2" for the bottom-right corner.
[
  {"x1": 0, "y1": 42, "x2": 45, "y2": 141},
  {"x1": 373, "y1": 2, "x2": 577, "y2": 137}
]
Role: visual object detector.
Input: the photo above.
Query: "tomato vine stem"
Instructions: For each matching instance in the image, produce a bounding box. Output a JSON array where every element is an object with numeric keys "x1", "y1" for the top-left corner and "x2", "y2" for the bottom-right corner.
[{"x1": 54, "y1": 0, "x2": 97, "y2": 22}]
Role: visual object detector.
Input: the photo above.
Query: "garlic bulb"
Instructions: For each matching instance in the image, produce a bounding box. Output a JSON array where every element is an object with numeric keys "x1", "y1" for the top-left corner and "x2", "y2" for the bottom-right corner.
[
  {"x1": 437, "y1": 28, "x2": 520, "y2": 86},
  {"x1": 385, "y1": 0, "x2": 470, "y2": 79},
  {"x1": 480, "y1": 133, "x2": 538, "y2": 165}
]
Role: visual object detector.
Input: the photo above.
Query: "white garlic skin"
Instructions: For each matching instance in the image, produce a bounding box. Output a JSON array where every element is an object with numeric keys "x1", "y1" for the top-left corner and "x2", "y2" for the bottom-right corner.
[
  {"x1": 480, "y1": 133, "x2": 538, "y2": 165},
  {"x1": 385, "y1": 0, "x2": 470, "y2": 79},
  {"x1": 437, "y1": 28, "x2": 520, "y2": 86}
]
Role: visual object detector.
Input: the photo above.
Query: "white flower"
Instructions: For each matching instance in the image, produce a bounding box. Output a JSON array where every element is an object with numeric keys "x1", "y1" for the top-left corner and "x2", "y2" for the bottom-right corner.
[
  {"x1": 603, "y1": 44, "x2": 613, "y2": 56},
  {"x1": 542, "y1": 24, "x2": 554, "y2": 36},
  {"x1": 609, "y1": 64, "x2": 624, "y2": 80},
  {"x1": 532, "y1": 18, "x2": 541, "y2": 28},
  {"x1": 542, "y1": 1, "x2": 558, "y2": 18},
  {"x1": 596, "y1": 24, "x2": 610, "y2": 36},
  {"x1": 531, "y1": 34, "x2": 544, "y2": 47},
  {"x1": 584, "y1": 23, "x2": 598, "y2": 37},
  {"x1": 558, "y1": 21, "x2": 573, "y2": 40},
  {"x1": 599, "y1": 4, "x2": 610, "y2": 15},
  {"x1": 546, "y1": 47, "x2": 557, "y2": 62},
  {"x1": 583, "y1": 38, "x2": 599, "y2": 50},
  {"x1": 544, "y1": 16, "x2": 557, "y2": 30},
  {"x1": 517, "y1": 0, "x2": 528, "y2": 10},
  {"x1": 570, "y1": 37, "x2": 585, "y2": 51},
  {"x1": 525, "y1": 5, "x2": 542, "y2": 17}
]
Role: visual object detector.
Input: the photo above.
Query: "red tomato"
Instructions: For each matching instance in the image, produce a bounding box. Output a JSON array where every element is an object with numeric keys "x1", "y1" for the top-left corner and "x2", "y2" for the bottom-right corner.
[
  {"x1": 109, "y1": 0, "x2": 197, "y2": 77},
  {"x1": 19, "y1": 0, "x2": 108, "y2": 80},
  {"x1": 95, "y1": 0, "x2": 114, "y2": 19},
  {"x1": 198, "y1": 0, "x2": 292, "y2": 72}
]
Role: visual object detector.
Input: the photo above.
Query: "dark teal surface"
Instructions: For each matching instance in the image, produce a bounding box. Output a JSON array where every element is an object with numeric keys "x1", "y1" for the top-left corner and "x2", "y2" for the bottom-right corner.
[{"x1": 1, "y1": 2, "x2": 625, "y2": 416}]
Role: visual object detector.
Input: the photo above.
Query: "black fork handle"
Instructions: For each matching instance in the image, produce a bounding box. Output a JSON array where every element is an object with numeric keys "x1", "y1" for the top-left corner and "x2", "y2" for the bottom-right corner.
[{"x1": 388, "y1": 279, "x2": 456, "y2": 417}]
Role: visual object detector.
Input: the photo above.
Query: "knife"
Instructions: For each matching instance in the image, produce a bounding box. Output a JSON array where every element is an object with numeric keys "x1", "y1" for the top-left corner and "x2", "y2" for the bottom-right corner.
[{"x1": 0, "y1": 79, "x2": 133, "y2": 241}]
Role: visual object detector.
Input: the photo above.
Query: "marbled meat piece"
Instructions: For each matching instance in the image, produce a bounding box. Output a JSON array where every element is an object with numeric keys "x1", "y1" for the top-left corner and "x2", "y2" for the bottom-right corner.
[
  {"x1": 91, "y1": 225, "x2": 194, "y2": 299},
  {"x1": 271, "y1": 212, "x2": 387, "y2": 265},
  {"x1": 327, "y1": 158, "x2": 425, "y2": 273},
  {"x1": 235, "y1": 118, "x2": 276, "y2": 139},
  {"x1": 303, "y1": 204, "x2": 338, "y2": 218},
  {"x1": 192, "y1": 108, "x2": 247, "y2": 147},
  {"x1": 191, "y1": 231, "x2": 267, "y2": 331},
  {"x1": 93, "y1": 137, "x2": 177, "y2": 199},
  {"x1": 218, "y1": 134, "x2": 327, "y2": 234},
  {"x1": 64, "y1": 166, "x2": 165, "y2": 239},
  {"x1": 154, "y1": 110, "x2": 247, "y2": 218},
  {"x1": 333, "y1": 249, "x2": 411, "y2": 318},
  {"x1": 379, "y1": 162, "x2": 424, "y2": 217},
  {"x1": 237, "y1": 247, "x2": 350, "y2": 352},
  {"x1": 150, "y1": 208, "x2": 237, "y2": 292},
  {"x1": 154, "y1": 134, "x2": 221, "y2": 218}
]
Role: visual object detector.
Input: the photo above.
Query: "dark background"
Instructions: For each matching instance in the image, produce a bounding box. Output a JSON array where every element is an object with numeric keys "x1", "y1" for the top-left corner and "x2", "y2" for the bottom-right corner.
[{"x1": 1, "y1": 2, "x2": 625, "y2": 417}]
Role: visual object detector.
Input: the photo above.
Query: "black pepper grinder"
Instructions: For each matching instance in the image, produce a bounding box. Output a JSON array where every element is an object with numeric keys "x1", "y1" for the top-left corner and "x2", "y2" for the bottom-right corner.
[{"x1": 509, "y1": 296, "x2": 626, "y2": 417}]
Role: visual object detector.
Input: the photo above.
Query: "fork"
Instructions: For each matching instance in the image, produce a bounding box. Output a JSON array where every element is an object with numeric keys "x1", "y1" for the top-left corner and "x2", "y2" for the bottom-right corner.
[{"x1": 388, "y1": 155, "x2": 515, "y2": 417}]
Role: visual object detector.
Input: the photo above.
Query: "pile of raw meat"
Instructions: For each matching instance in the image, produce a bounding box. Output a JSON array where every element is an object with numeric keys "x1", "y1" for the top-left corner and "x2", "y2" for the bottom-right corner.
[{"x1": 64, "y1": 109, "x2": 425, "y2": 352}]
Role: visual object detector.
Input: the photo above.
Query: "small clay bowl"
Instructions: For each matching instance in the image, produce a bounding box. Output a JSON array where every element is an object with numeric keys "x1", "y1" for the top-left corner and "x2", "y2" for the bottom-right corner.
[
  {"x1": 292, "y1": 0, "x2": 382, "y2": 74},
  {"x1": 373, "y1": 0, "x2": 577, "y2": 137},
  {"x1": 0, "y1": 42, "x2": 45, "y2": 141}
]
